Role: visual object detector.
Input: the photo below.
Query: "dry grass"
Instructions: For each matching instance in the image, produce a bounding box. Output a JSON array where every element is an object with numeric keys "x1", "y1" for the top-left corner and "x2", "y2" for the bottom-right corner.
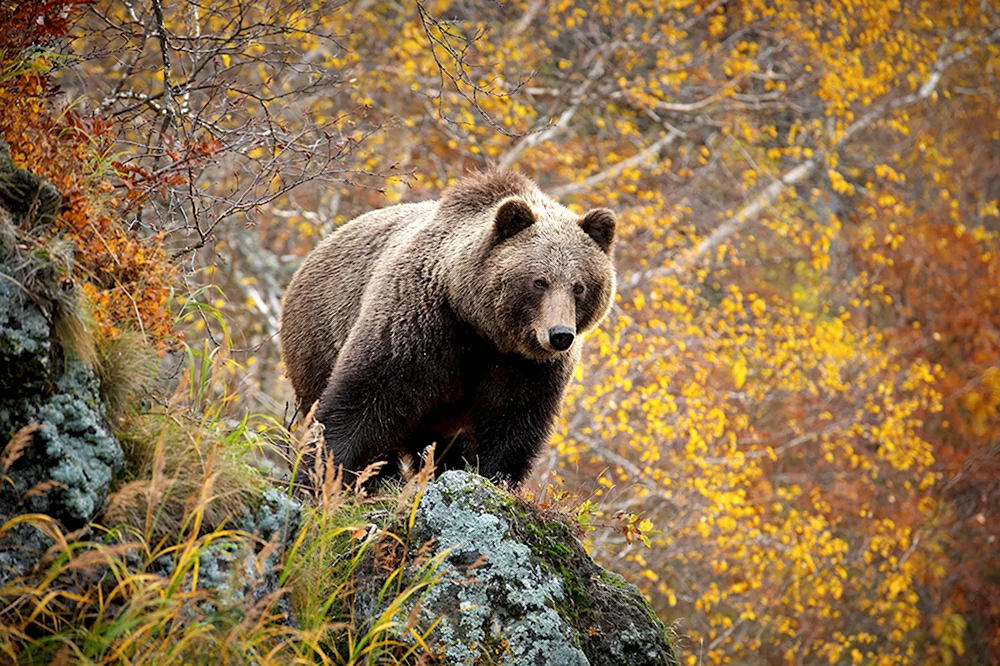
[
  {"x1": 95, "y1": 329, "x2": 158, "y2": 423},
  {"x1": 0, "y1": 335, "x2": 450, "y2": 665},
  {"x1": 105, "y1": 415, "x2": 266, "y2": 541},
  {"x1": 1, "y1": 424, "x2": 40, "y2": 475},
  {"x1": 0, "y1": 451, "x2": 449, "y2": 665}
]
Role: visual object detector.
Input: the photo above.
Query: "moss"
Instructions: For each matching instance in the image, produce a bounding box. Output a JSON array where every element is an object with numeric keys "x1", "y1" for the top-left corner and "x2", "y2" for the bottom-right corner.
[
  {"x1": 597, "y1": 570, "x2": 666, "y2": 628},
  {"x1": 515, "y1": 517, "x2": 593, "y2": 625},
  {"x1": 524, "y1": 521, "x2": 575, "y2": 560},
  {"x1": 478, "y1": 476, "x2": 679, "y2": 666}
]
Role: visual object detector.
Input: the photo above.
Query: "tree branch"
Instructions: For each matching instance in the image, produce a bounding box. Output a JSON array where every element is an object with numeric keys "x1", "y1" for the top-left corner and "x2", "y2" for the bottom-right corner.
[
  {"x1": 548, "y1": 128, "x2": 683, "y2": 197},
  {"x1": 513, "y1": 0, "x2": 543, "y2": 35},
  {"x1": 496, "y1": 50, "x2": 609, "y2": 170},
  {"x1": 655, "y1": 33, "x2": 994, "y2": 279}
]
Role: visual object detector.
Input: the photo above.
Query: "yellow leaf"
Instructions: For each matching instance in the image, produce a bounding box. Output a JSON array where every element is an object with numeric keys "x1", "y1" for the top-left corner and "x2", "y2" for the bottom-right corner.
[{"x1": 732, "y1": 355, "x2": 748, "y2": 389}]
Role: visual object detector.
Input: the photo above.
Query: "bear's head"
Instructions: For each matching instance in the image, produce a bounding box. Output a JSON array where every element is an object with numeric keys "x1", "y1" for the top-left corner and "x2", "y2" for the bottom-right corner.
[{"x1": 474, "y1": 195, "x2": 617, "y2": 360}]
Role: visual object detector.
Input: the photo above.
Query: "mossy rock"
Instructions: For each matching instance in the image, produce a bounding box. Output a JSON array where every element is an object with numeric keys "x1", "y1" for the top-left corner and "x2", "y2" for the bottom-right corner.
[{"x1": 354, "y1": 471, "x2": 679, "y2": 665}]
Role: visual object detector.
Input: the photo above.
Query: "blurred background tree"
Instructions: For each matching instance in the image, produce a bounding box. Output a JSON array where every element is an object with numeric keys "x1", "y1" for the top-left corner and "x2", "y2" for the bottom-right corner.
[{"x1": 23, "y1": 0, "x2": 1000, "y2": 662}]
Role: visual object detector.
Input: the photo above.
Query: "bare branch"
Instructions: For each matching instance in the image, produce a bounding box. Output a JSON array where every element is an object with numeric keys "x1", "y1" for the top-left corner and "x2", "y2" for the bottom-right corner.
[
  {"x1": 496, "y1": 50, "x2": 609, "y2": 170},
  {"x1": 549, "y1": 129, "x2": 683, "y2": 197},
  {"x1": 513, "y1": 0, "x2": 543, "y2": 35}
]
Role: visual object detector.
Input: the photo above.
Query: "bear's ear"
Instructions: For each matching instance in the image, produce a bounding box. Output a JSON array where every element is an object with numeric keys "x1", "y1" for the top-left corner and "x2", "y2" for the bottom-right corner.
[
  {"x1": 493, "y1": 198, "x2": 536, "y2": 243},
  {"x1": 579, "y1": 208, "x2": 616, "y2": 253}
]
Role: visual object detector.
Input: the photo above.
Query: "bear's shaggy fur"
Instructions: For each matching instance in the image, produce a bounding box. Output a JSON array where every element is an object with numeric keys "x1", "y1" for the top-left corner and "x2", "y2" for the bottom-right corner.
[{"x1": 280, "y1": 169, "x2": 616, "y2": 485}]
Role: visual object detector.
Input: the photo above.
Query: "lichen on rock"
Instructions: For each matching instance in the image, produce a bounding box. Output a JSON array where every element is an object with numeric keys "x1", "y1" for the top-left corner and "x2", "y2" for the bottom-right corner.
[
  {"x1": 355, "y1": 470, "x2": 678, "y2": 666},
  {"x1": 0, "y1": 211, "x2": 123, "y2": 582},
  {"x1": 146, "y1": 488, "x2": 303, "y2": 620}
]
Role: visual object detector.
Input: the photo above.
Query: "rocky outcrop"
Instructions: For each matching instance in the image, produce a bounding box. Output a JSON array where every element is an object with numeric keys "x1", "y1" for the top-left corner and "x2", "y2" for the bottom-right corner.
[
  {"x1": 355, "y1": 471, "x2": 679, "y2": 666},
  {"x1": 0, "y1": 288, "x2": 122, "y2": 531},
  {"x1": 0, "y1": 158, "x2": 122, "y2": 582}
]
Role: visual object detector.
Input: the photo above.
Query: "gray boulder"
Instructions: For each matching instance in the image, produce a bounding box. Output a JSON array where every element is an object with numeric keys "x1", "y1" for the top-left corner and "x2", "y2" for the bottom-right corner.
[{"x1": 355, "y1": 470, "x2": 678, "y2": 665}]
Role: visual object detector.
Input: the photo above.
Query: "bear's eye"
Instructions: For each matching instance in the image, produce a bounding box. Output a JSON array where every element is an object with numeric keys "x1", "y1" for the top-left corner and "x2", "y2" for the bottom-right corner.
[
  {"x1": 533, "y1": 278, "x2": 549, "y2": 291},
  {"x1": 573, "y1": 283, "x2": 586, "y2": 297}
]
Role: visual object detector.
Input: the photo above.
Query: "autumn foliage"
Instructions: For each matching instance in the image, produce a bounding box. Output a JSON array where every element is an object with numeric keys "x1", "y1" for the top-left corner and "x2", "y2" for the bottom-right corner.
[
  {"x1": 3, "y1": 0, "x2": 1000, "y2": 664},
  {"x1": 1, "y1": 21, "x2": 177, "y2": 348}
]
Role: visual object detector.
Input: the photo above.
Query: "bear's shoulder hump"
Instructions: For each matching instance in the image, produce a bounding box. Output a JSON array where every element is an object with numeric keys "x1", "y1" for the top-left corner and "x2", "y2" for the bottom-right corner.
[{"x1": 438, "y1": 169, "x2": 537, "y2": 217}]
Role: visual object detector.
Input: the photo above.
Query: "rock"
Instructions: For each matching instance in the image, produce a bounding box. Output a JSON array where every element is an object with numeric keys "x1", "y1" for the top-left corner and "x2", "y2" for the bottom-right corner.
[
  {"x1": 0, "y1": 173, "x2": 302, "y2": 605},
  {"x1": 146, "y1": 488, "x2": 302, "y2": 622},
  {"x1": 0, "y1": 213, "x2": 124, "y2": 583},
  {"x1": 355, "y1": 471, "x2": 678, "y2": 666},
  {"x1": 236, "y1": 488, "x2": 302, "y2": 615}
]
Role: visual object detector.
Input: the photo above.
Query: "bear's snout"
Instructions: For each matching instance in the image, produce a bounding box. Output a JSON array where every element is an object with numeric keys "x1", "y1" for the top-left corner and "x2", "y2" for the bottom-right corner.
[{"x1": 548, "y1": 325, "x2": 575, "y2": 351}]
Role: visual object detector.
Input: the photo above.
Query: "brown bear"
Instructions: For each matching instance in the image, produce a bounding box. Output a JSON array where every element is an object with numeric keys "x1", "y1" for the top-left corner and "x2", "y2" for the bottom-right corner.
[{"x1": 280, "y1": 169, "x2": 616, "y2": 485}]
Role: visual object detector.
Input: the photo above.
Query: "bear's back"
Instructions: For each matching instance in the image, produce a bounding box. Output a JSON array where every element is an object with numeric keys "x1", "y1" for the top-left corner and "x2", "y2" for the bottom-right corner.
[{"x1": 280, "y1": 201, "x2": 436, "y2": 410}]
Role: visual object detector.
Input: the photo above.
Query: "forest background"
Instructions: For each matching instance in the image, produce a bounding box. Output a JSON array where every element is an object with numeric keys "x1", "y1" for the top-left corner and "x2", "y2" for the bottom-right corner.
[{"x1": 2, "y1": 0, "x2": 999, "y2": 664}]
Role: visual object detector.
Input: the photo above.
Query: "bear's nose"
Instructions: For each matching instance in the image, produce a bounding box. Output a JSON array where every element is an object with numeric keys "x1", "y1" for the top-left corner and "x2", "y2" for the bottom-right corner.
[{"x1": 548, "y1": 326, "x2": 575, "y2": 351}]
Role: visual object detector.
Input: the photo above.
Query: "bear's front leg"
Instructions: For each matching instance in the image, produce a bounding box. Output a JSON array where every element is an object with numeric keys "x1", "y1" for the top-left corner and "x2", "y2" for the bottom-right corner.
[
  {"x1": 429, "y1": 430, "x2": 475, "y2": 476},
  {"x1": 470, "y1": 408, "x2": 554, "y2": 485},
  {"x1": 315, "y1": 345, "x2": 431, "y2": 483},
  {"x1": 467, "y1": 357, "x2": 572, "y2": 486}
]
